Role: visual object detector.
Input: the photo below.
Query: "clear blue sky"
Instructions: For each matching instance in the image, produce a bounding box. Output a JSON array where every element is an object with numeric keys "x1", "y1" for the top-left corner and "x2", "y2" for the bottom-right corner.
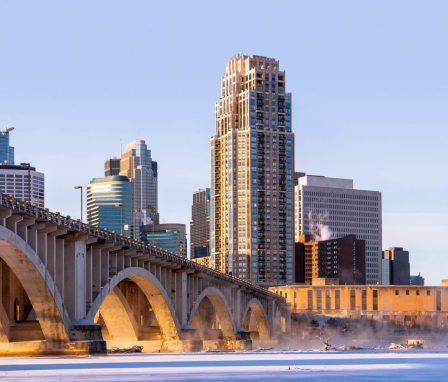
[{"x1": 0, "y1": 1, "x2": 446, "y2": 284}]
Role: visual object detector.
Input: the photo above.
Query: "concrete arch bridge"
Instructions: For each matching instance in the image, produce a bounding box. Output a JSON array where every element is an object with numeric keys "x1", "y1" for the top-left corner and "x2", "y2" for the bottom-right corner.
[{"x1": 0, "y1": 196, "x2": 290, "y2": 354}]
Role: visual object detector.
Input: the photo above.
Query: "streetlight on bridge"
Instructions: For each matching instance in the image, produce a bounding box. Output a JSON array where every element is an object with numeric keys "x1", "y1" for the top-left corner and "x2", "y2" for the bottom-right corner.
[{"x1": 73, "y1": 186, "x2": 83, "y2": 222}]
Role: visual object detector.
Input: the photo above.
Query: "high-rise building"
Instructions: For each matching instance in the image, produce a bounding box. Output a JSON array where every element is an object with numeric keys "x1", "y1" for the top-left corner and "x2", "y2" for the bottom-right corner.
[
  {"x1": 0, "y1": 128, "x2": 15, "y2": 165},
  {"x1": 211, "y1": 55, "x2": 294, "y2": 285},
  {"x1": 104, "y1": 158, "x2": 121, "y2": 176},
  {"x1": 296, "y1": 234, "x2": 366, "y2": 285},
  {"x1": 141, "y1": 223, "x2": 187, "y2": 257},
  {"x1": 190, "y1": 188, "x2": 211, "y2": 260},
  {"x1": 0, "y1": 163, "x2": 44, "y2": 207},
  {"x1": 86, "y1": 175, "x2": 133, "y2": 237},
  {"x1": 294, "y1": 174, "x2": 382, "y2": 285},
  {"x1": 381, "y1": 247, "x2": 410, "y2": 285},
  {"x1": 410, "y1": 273, "x2": 425, "y2": 286},
  {"x1": 119, "y1": 140, "x2": 158, "y2": 238}
]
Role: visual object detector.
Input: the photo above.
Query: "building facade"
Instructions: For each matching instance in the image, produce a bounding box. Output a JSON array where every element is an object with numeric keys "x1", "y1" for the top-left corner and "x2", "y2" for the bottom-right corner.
[
  {"x1": 86, "y1": 175, "x2": 133, "y2": 237},
  {"x1": 296, "y1": 234, "x2": 365, "y2": 285},
  {"x1": 270, "y1": 284, "x2": 448, "y2": 329},
  {"x1": 382, "y1": 247, "x2": 410, "y2": 285},
  {"x1": 294, "y1": 174, "x2": 382, "y2": 285},
  {"x1": 141, "y1": 223, "x2": 187, "y2": 257},
  {"x1": 211, "y1": 54, "x2": 294, "y2": 285},
  {"x1": 190, "y1": 188, "x2": 211, "y2": 259},
  {"x1": 104, "y1": 158, "x2": 121, "y2": 176},
  {"x1": 0, "y1": 164, "x2": 44, "y2": 207},
  {"x1": 0, "y1": 128, "x2": 14, "y2": 165},
  {"x1": 119, "y1": 140, "x2": 158, "y2": 238}
]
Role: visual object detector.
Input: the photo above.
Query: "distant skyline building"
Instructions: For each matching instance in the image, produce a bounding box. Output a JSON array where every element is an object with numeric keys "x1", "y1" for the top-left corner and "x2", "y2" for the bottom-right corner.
[
  {"x1": 104, "y1": 158, "x2": 121, "y2": 176},
  {"x1": 410, "y1": 273, "x2": 425, "y2": 286},
  {"x1": 211, "y1": 54, "x2": 294, "y2": 285},
  {"x1": 296, "y1": 234, "x2": 366, "y2": 285},
  {"x1": 294, "y1": 173, "x2": 382, "y2": 285},
  {"x1": 381, "y1": 247, "x2": 410, "y2": 285},
  {"x1": 119, "y1": 140, "x2": 158, "y2": 238},
  {"x1": 0, "y1": 128, "x2": 15, "y2": 165},
  {"x1": 0, "y1": 163, "x2": 44, "y2": 207},
  {"x1": 190, "y1": 188, "x2": 210, "y2": 260},
  {"x1": 86, "y1": 175, "x2": 133, "y2": 237},
  {"x1": 141, "y1": 223, "x2": 187, "y2": 257}
]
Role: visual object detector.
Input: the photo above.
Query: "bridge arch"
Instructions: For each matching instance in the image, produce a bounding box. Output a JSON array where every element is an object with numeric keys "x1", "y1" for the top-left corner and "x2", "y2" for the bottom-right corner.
[
  {"x1": 0, "y1": 225, "x2": 69, "y2": 343},
  {"x1": 242, "y1": 298, "x2": 270, "y2": 341},
  {"x1": 87, "y1": 267, "x2": 181, "y2": 341},
  {"x1": 94, "y1": 287, "x2": 139, "y2": 342},
  {"x1": 188, "y1": 287, "x2": 236, "y2": 340}
]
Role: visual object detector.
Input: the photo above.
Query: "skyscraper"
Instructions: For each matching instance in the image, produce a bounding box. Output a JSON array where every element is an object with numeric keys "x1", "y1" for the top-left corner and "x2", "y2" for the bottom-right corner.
[
  {"x1": 86, "y1": 175, "x2": 133, "y2": 237},
  {"x1": 296, "y1": 234, "x2": 366, "y2": 285},
  {"x1": 382, "y1": 247, "x2": 410, "y2": 285},
  {"x1": 119, "y1": 140, "x2": 158, "y2": 238},
  {"x1": 211, "y1": 55, "x2": 295, "y2": 285},
  {"x1": 0, "y1": 163, "x2": 44, "y2": 207},
  {"x1": 294, "y1": 173, "x2": 382, "y2": 284},
  {"x1": 0, "y1": 128, "x2": 15, "y2": 165},
  {"x1": 190, "y1": 188, "x2": 210, "y2": 259},
  {"x1": 141, "y1": 223, "x2": 187, "y2": 257},
  {"x1": 104, "y1": 158, "x2": 121, "y2": 176}
]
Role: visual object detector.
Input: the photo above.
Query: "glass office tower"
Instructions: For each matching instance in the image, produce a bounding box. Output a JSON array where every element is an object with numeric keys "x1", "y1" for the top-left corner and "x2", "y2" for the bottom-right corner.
[{"x1": 87, "y1": 175, "x2": 133, "y2": 237}]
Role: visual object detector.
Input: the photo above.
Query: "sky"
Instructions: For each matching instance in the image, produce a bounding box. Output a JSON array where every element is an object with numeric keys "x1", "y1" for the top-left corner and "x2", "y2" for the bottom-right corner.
[{"x1": 0, "y1": 1, "x2": 446, "y2": 284}]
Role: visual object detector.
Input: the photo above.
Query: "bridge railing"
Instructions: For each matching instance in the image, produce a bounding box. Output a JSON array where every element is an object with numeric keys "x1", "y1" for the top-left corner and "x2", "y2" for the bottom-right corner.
[{"x1": 0, "y1": 194, "x2": 285, "y2": 302}]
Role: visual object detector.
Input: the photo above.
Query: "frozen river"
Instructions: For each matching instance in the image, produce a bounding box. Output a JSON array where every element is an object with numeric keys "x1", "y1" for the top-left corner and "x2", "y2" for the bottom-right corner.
[{"x1": 0, "y1": 351, "x2": 447, "y2": 381}]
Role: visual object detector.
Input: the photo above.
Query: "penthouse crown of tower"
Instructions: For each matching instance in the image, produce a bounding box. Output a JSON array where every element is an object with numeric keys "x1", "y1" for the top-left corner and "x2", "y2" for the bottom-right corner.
[{"x1": 211, "y1": 54, "x2": 294, "y2": 285}]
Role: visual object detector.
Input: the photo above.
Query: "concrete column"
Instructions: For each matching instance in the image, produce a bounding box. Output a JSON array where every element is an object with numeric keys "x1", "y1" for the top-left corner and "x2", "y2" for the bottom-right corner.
[
  {"x1": 181, "y1": 271, "x2": 188, "y2": 327},
  {"x1": 5, "y1": 214, "x2": 22, "y2": 233},
  {"x1": 0, "y1": 207, "x2": 12, "y2": 227},
  {"x1": 55, "y1": 238, "x2": 64, "y2": 298},
  {"x1": 236, "y1": 290, "x2": 242, "y2": 329},
  {"x1": 27, "y1": 225, "x2": 38, "y2": 252},
  {"x1": 37, "y1": 230, "x2": 47, "y2": 266},
  {"x1": 91, "y1": 246, "x2": 101, "y2": 297},
  {"x1": 16, "y1": 216, "x2": 35, "y2": 242},
  {"x1": 47, "y1": 233, "x2": 56, "y2": 281},
  {"x1": 64, "y1": 238, "x2": 87, "y2": 321},
  {"x1": 86, "y1": 247, "x2": 92, "y2": 308}
]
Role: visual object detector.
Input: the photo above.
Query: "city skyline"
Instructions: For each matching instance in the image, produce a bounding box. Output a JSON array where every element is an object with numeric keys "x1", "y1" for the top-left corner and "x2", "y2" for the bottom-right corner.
[{"x1": 0, "y1": 1, "x2": 447, "y2": 285}]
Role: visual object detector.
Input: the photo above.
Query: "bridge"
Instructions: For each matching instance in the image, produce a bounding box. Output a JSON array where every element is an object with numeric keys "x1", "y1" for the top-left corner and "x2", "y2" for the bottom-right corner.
[{"x1": 0, "y1": 195, "x2": 290, "y2": 354}]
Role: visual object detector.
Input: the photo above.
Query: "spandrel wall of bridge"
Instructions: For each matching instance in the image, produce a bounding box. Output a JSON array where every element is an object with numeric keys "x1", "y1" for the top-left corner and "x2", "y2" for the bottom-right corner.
[{"x1": 0, "y1": 196, "x2": 290, "y2": 354}]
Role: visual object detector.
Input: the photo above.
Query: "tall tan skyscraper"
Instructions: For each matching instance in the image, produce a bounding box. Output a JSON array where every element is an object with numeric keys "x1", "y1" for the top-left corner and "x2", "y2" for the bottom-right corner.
[
  {"x1": 119, "y1": 140, "x2": 158, "y2": 239},
  {"x1": 211, "y1": 55, "x2": 295, "y2": 285}
]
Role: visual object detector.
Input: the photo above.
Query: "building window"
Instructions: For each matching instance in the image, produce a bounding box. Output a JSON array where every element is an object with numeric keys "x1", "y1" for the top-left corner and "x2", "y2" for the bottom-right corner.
[
  {"x1": 335, "y1": 290, "x2": 340, "y2": 310},
  {"x1": 307, "y1": 290, "x2": 313, "y2": 310},
  {"x1": 437, "y1": 291, "x2": 442, "y2": 312},
  {"x1": 373, "y1": 290, "x2": 378, "y2": 311},
  {"x1": 406, "y1": 290, "x2": 409, "y2": 296},
  {"x1": 416, "y1": 290, "x2": 420, "y2": 296},
  {"x1": 316, "y1": 290, "x2": 322, "y2": 310},
  {"x1": 395, "y1": 290, "x2": 399, "y2": 296},
  {"x1": 350, "y1": 290, "x2": 356, "y2": 311},
  {"x1": 325, "y1": 290, "x2": 331, "y2": 310},
  {"x1": 362, "y1": 290, "x2": 367, "y2": 311},
  {"x1": 427, "y1": 290, "x2": 431, "y2": 296}
]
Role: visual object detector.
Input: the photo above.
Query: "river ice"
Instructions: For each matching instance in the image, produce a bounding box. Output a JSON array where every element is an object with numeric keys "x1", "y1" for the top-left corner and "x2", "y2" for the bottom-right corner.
[{"x1": 0, "y1": 351, "x2": 447, "y2": 381}]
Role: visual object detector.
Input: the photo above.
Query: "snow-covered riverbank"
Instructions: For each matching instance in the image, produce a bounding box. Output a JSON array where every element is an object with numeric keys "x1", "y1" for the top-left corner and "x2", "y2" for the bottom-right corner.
[{"x1": 0, "y1": 351, "x2": 447, "y2": 381}]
